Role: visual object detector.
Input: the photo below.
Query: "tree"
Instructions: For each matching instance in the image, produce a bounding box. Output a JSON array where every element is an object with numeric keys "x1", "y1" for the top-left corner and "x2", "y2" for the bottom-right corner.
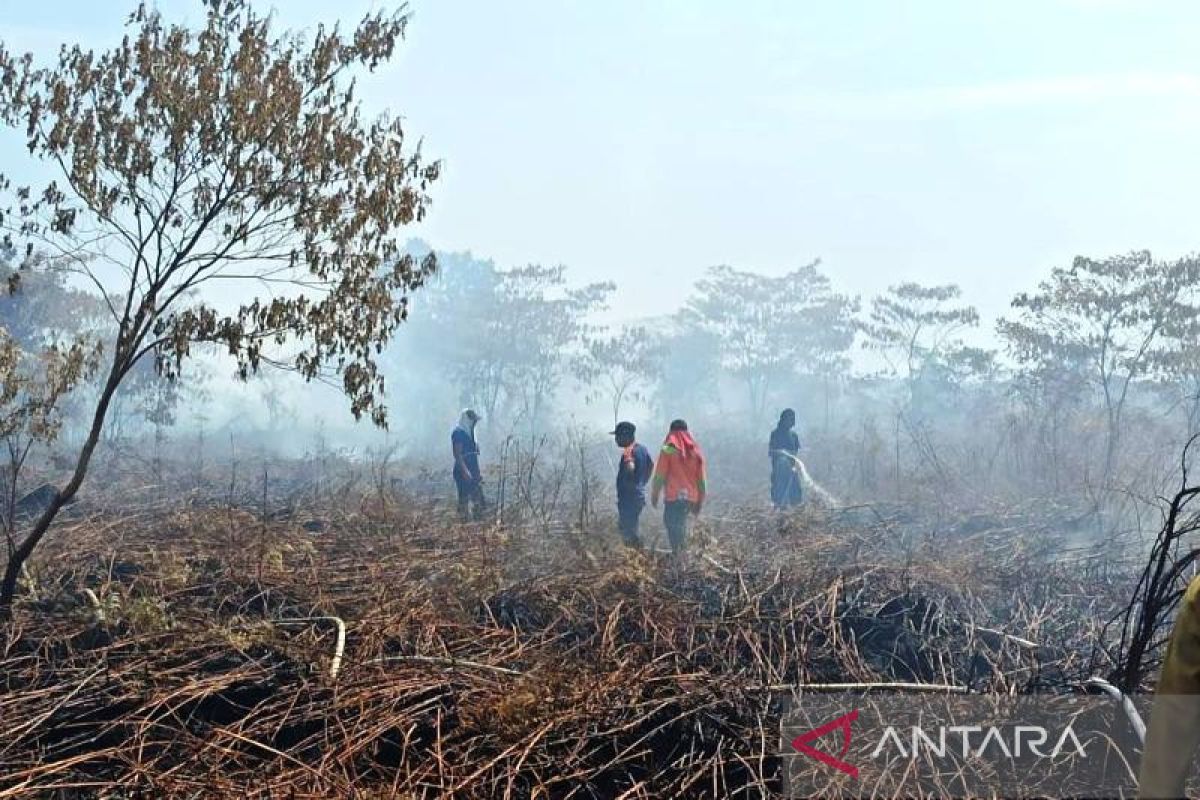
[
  {"x1": 401, "y1": 249, "x2": 504, "y2": 419},
  {"x1": 1160, "y1": 346, "x2": 1200, "y2": 441},
  {"x1": 407, "y1": 256, "x2": 612, "y2": 434},
  {"x1": 0, "y1": 1, "x2": 440, "y2": 616},
  {"x1": 1008, "y1": 354, "x2": 1090, "y2": 491},
  {"x1": 646, "y1": 322, "x2": 720, "y2": 422},
  {"x1": 863, "y1": 283, "x2": 979, "y2": 381},
  {"x1": 0, "y1": 333, "x2": 97, "y2": 555},
  {"x1": 862, "y1": 282, "x2": 989, "y2": 414},
  {"x1": 118, "y1": 352, "x2": 214, "y2": 482},
  {"x1": 573, "y1": 325, "x2": 657, "y2": 426},
  {"x1": 683, "y1": 263, "x2": 857, "y2": 423},
  {"x1": 998, "y1": 251, "x2": 1200, "y2": 477},
  {"x1": 0, "y1": 249, "x2": 109, "y2": 348},
  {"x1": 484, "y1": 266, "x2": 612, "y2": 434},
  {"x1": 380, "y1": 245, "x2": 496, "y2": 446},
  {"x1": 0, "y1": 249, "x2": 109, "y2": 453}
]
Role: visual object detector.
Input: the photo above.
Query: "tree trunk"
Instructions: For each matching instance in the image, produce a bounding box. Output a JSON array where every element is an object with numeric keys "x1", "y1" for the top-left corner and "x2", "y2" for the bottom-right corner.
[
  {"x1": 0, "y1": 368, "x2": 120, "y2": 619},
  {"x1": 823, "y1": 372, "x2": 832, "y2": 433},
  {"x1": 1104, "y1": 402, "x2": 1122, "y2": 481},
  {"x1": 893, "y1": 412, "x2": 902, "y2": 501},
  {"x1": 612, "y1": 383, "x2": 625, "y2": 428}
]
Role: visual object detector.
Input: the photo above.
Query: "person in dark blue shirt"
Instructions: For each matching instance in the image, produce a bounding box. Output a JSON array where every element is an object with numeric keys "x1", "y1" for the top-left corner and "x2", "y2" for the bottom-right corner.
[
  {"x1": 451, "y1": 409, "x2": 484, "y2": 521},
  {"x1": 612, "y1": 421, "x2": 653, "y2": 547},
  {"x1": 769, "y1": 408, "x2": 802, "y2": 509}
]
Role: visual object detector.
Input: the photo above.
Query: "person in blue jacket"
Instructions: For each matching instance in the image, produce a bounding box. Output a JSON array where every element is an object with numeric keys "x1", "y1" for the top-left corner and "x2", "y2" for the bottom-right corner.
[
  {"x1": 451, "y1": 409, "x2": 484, "y2": 521},
  {"x1": 612, "y1": 421, "x2": 653, "y2": 547}
]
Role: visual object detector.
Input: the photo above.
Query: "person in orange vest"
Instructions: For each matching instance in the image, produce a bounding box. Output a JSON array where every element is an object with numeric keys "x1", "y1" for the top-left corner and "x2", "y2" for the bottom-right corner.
[{"x1": 650, "y1": 419, "x2": 707, "y2": 555}]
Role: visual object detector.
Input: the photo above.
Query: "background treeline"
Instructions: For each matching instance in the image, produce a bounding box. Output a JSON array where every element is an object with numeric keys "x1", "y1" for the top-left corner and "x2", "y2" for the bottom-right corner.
[
  {"x1": 5, "y1": 241, "x2": 1200, "y2": 511},
  {"x1": 381, "y1": 243, "x2": 1200, "y2": 508}
]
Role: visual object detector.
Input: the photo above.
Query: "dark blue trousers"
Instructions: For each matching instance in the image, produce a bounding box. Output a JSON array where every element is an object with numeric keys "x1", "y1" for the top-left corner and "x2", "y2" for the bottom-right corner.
[
  {"x1": 454, "y1": 473, "x2": 485, "y2": 521},
  {"x1": 617, "y1": 497, "x2": 644, "y2": 547},
  {"x1": 663, "y1": 500, "x2": 691, "y2": 554}
]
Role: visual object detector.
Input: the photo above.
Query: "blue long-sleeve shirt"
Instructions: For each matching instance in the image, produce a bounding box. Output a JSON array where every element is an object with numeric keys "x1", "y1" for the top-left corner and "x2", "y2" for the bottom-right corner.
[
  {"x1": 616, "y1": 443, "x2": 653, "y2": 503},
  {"x1": 451, "y1": 427, "x2": 480, "y2": 481}
]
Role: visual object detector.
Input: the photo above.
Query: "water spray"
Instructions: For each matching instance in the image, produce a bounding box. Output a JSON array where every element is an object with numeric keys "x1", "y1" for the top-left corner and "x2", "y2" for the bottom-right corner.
[{"x1": 774, "y1": 450, "x2": 840, "y2": 508}]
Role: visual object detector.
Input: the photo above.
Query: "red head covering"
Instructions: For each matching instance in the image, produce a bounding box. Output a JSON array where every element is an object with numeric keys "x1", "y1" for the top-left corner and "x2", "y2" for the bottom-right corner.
[{"x1": 665, "y1": 429, "x2": 700, "y2": 459}]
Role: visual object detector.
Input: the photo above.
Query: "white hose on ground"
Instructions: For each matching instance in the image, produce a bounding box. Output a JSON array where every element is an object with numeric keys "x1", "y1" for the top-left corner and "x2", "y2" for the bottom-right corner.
[
  {"x1": 274, "y1": 616, "x2": 347, "y2": 680},
  {"x1": 81, "y1": 588, "x2": 104, "y2": 624},
  {"x1": 1084, "y1": 676, "x2": 1146, "y2": 745}
]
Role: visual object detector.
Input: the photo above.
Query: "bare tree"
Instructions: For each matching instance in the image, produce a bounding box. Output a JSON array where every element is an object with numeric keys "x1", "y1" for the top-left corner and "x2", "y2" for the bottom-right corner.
[
  {"x1": 573, "y1": 325, "x2": 656, "y2": 426},
  {"x1": 1108, "y1": 438, "x2": 1200, "y2": 691},
  {"x1": 0, "y1": 1, "x2": 440, "y2": 616}
]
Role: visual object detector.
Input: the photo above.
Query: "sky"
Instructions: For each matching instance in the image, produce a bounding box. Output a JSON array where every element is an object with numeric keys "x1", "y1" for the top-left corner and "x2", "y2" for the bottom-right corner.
[{"x1": 4, "y1": 0, "x2": 1200, "y2": 332}]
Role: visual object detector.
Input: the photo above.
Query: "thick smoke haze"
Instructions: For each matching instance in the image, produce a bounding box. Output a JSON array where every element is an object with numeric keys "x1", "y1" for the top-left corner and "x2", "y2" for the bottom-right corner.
[{"x1": 5, "y1": 4, "x2": 1200, "y2": 797}]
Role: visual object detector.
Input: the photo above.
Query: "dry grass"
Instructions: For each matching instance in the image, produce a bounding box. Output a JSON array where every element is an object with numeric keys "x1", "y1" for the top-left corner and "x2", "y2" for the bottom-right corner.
[{"x1": 0, "y1": 490, "x2": 1132, "y2": 798}]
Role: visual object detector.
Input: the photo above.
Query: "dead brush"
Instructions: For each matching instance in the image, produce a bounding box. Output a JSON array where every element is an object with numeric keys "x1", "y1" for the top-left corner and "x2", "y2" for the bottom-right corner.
[{"x1": 0, "y1": 483, "x2": 1141, "y2": 798}]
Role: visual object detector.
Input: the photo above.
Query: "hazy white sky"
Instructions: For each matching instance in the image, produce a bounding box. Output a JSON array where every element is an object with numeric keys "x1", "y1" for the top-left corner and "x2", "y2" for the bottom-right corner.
[{"x1": 5, "y1": 0, "x2": 1200, "y2": 329}]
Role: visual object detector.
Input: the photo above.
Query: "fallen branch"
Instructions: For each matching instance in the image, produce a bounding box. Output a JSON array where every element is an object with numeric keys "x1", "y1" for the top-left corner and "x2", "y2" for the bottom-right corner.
[
  {"x1": 748, "y1": 682, "x2": 969, "y2": 694},
  {"x1": 969, "y1": 624, "x2": 1040, "y2": 651},
  {"x1": 702, "y1": 554, "x2": 732, "y2": 574}
]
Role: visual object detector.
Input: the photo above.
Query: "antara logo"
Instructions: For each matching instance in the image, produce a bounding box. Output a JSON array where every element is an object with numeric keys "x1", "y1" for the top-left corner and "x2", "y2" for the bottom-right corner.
[
  {"x1": 869, "y1": 724, "x2": 1087, "y2": 760},
  {"x1": 790, "y1": 710, "x2": 859, "y2": 778},
  {"x1": 790, "y1": 710, "x2": 1089, "y2": 779}
]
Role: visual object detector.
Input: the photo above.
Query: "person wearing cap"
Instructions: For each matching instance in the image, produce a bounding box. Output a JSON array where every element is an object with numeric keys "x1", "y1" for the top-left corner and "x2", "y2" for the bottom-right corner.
[
  {"x1": 451, "y1": 409, "x2": 485, "y2": 521},
  {"x1": 651, "y1": 419, "x2": 708, "y2": 555},
  {"x1": 611, "y1": 421, "x2": 653, "y2": 547}
]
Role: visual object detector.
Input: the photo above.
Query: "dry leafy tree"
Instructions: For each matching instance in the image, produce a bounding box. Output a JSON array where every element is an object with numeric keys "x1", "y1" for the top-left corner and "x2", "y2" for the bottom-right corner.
[
  {"x1": 998, "y1": 251, "x2": 1200, "y2": 478},
  {"x1": 0, "y1": 0, "x2": 440, "y2": 616},
  {"x1": 0, "y1": 333, "x2": 98, "y2": 560}
]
